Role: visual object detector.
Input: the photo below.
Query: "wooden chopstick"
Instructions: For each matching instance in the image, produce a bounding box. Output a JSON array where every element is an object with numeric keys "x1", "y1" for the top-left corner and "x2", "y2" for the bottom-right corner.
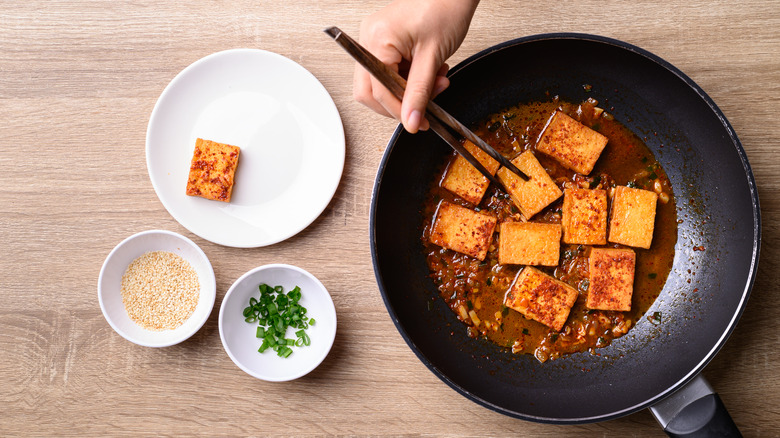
[{"x1": 324, "y1": 26, "x2": 529, "y2": 183}]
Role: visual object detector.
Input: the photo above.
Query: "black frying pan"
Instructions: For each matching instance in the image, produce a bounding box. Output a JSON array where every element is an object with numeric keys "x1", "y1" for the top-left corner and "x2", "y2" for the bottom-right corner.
[{"x1": 369, "y1": 34, "x2": 761, "y2": 433}]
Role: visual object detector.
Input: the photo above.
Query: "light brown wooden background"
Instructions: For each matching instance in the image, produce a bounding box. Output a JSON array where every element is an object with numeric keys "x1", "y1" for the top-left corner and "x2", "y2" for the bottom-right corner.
[{"x1": 2, "y1": 1, "x2": 778, "y2": 436}]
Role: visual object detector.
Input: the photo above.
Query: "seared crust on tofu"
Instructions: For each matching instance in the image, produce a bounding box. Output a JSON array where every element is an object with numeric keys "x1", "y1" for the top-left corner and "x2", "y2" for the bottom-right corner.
[
  {"x1": 441, "y1": 140, "x2": 500, "y2": 205},
  {"x1": 562, "y1": 188, "x2": 608, "y2": 245},
  {"x1": 496, "y1": 151, "x2": 562, "y2": 219},
  {"x1": 537, "y1": 111, "x2": 608, "y2": 175},
  {"x1": 587, "y1": 247, "x2": 636, "y2": 311},
  {"x1": 504, "y1": 267, "x2": 578, "y2": 331},
  {"x1": 608, "y1": 185, "x2": 658, "y2": 249},
  {"x1": 498, "y1": 221, "x2": 561, "y2": 266},
  {"x1": 186, "y1": 138, "x2": 240, "y2": 202},
  {"x1": 429, "y1": 201, "x2": 498, "y2": 261}
]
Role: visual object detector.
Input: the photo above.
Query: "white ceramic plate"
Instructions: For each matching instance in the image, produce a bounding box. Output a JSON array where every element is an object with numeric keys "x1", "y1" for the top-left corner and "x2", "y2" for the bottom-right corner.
[
  {"x1": 97, "y1": 230, "x2": 217, "y2": 347},
  {"x1": 146, "y1": 49, "x2": 345, "y2": 248},
  {"x1": 219, "y1": 264, "x2": 337, "y2": 381}
]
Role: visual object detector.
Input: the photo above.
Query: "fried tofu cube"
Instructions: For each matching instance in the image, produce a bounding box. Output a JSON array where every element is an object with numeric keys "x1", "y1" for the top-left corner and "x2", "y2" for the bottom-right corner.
[
  {"x1": 608, "y1": 185, "x2": 659, "y2": 249},
  {"x1": 587, "y1": 247, "x2": 636, "y2": 311},
  {"x1": 429, "y1": 201, "x2": 498, "y2": 261},
  {"x1": 441, "y1": 140, "x2": 501, "y2": 205},
  {"x1": 504, "y1": 267, "x2": 578, "y2": 331},
  {"x1": 561, "y1": 188, "x2": 608, "y2": 245},
  {"x1": 496, "y1": 151, "x2": 562, "y2": 219},
  {"x1": 186, "y1": 138, "x2": 240, "y2": 202},
  {"x1": 498, "y1": 221, "x2": 561, "y2": 266},
  {"x1": 537, "y1": 111, "x2": 608, "y2": 175}
]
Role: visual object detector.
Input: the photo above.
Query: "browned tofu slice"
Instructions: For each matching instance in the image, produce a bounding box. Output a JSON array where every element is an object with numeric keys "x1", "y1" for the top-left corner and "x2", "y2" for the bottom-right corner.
[
  {"x1": 608, "y1": 185, "x2": 659, "y2": 249},
  {"x1": 441, "y1": 140, "x2": 500, "y2": 205},
  {"x1": 429, "y1": 201, "x2": 498, "y2": 261},
  {"x1": 504, "y1": 266, "x2": 578, "y2": 331},
  {"x1": 186, "y1": 138, "x2": 240, "y2": 202},
  {"x1": 561, "y1": 188, "x2": 608, "y2": 245},
  {"x1": 496, "y1": 151, "x2": 562, "y2": 219},
  {"x1": 498, "y1": 221, "x2": 561, "y2": 266},
  {"x1": 587, "y1": 247, "x2": 636, "y2": 311},
  {"x1": 537, "y1": 111, "x2": 608, "y2": 175}
]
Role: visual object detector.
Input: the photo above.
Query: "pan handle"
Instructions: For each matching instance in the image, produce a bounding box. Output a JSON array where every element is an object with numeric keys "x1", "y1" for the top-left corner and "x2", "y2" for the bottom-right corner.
[{"x1": 650, "y1": 374, "x2": 742, "y2": 437}]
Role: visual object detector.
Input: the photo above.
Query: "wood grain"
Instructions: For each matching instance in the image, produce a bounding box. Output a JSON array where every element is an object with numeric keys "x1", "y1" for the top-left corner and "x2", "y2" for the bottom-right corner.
[{"x1": 1, "y1": 0, "x2": 778, "y2": 436}]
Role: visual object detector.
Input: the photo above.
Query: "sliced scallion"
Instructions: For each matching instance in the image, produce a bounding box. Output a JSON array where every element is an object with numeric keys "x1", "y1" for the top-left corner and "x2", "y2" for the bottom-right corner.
[{"x1": 243, "y1": 283, "x2": 315, "y2": 358}]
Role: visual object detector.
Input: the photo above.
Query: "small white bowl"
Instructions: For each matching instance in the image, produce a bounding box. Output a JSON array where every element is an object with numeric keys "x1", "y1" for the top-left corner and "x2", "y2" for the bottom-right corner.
[
  {"x1": 98, "y1": 230, "x2": 216, "y2": 347},
  {"x1": 219, "y1": 264, "x2": 337, "y2": 381}
]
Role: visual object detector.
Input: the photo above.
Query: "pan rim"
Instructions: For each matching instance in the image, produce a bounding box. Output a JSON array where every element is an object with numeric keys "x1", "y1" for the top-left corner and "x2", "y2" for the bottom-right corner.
[{"x1": 369, "y1": 32, "x2": 761, "y2": 423}]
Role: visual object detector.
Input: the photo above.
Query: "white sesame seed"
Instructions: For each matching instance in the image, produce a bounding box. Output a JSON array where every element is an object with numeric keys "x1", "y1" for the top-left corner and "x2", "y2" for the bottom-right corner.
[{"x1": 120, "y1": 251, "x2": 200, "y2": 331}]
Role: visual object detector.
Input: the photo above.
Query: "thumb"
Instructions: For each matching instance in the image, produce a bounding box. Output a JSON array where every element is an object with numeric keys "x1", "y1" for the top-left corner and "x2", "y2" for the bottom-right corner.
[{"x1": 401, "y1": 47, "x2": 442, "y2": 133}]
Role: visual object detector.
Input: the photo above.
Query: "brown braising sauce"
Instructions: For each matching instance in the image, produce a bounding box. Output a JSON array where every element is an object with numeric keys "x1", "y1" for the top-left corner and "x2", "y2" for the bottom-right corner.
[{"x1": 421, "y1": 98, "x2": 677, "y2": 362}]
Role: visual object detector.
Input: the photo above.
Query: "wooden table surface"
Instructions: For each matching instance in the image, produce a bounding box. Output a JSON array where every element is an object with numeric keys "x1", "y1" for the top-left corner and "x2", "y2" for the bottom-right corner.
[{"x1": 2, "y1": 1, "x2": 778, "y2": 436}]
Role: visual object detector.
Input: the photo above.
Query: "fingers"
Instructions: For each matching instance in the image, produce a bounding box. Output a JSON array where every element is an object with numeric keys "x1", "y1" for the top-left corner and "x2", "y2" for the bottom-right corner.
[
  {"x1": 400, "y1": 46, "x2": 443, "y2": 133},
  {"x1": 353, "y1": 0, "x2": 477, "y2": 132},
  {"x1": 432, "y1": 75, "x2": 450, "y2": 98},
  {"x1": 353, "y1": 54, "x2": 451, "y2": 134},
  {"x1": 353, "y1": 21, "x2": 406, "y2": 123},
  {"x1": 353, "y1": 65, "x2": 392, "y2": 118},
  {"x1": 432, "y1": 63, "x2": 450, "y2": 97}
]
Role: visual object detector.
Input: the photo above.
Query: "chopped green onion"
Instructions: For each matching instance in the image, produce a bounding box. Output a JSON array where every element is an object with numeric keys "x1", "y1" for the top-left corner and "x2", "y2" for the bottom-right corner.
[
  {"x1": 258, "y1": 340, "x2": 269, "y2": 353},
  {"x1": 243, "y1": 283, "x2": 315, "y2": 358}
]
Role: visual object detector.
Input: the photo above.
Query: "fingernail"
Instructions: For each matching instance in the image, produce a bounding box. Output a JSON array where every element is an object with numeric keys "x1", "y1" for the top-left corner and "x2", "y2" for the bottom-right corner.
[
  {"x1": 406, "y1": 110, "x2": 422, "y2": 133},
  {"x1": 433, "y1": 82, "x2": 448, "y2": 96}
]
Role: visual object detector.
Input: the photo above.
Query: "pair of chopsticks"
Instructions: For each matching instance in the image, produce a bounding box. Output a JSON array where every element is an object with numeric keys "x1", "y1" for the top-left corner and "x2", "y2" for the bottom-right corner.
[{"x1": 324, "y1": 27, "x2": 528, "y2": 184}]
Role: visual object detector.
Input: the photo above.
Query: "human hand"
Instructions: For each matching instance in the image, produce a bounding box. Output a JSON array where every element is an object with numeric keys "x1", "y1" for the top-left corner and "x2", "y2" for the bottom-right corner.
[{"x1": 354, "y1": 0, "x2": 479, "y2": 133}]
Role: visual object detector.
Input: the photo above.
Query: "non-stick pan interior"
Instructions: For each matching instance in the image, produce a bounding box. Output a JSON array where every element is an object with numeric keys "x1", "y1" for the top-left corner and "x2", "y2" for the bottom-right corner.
[{"x1": 370, "y1": 34, "x2": 760, "y2": 423}]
